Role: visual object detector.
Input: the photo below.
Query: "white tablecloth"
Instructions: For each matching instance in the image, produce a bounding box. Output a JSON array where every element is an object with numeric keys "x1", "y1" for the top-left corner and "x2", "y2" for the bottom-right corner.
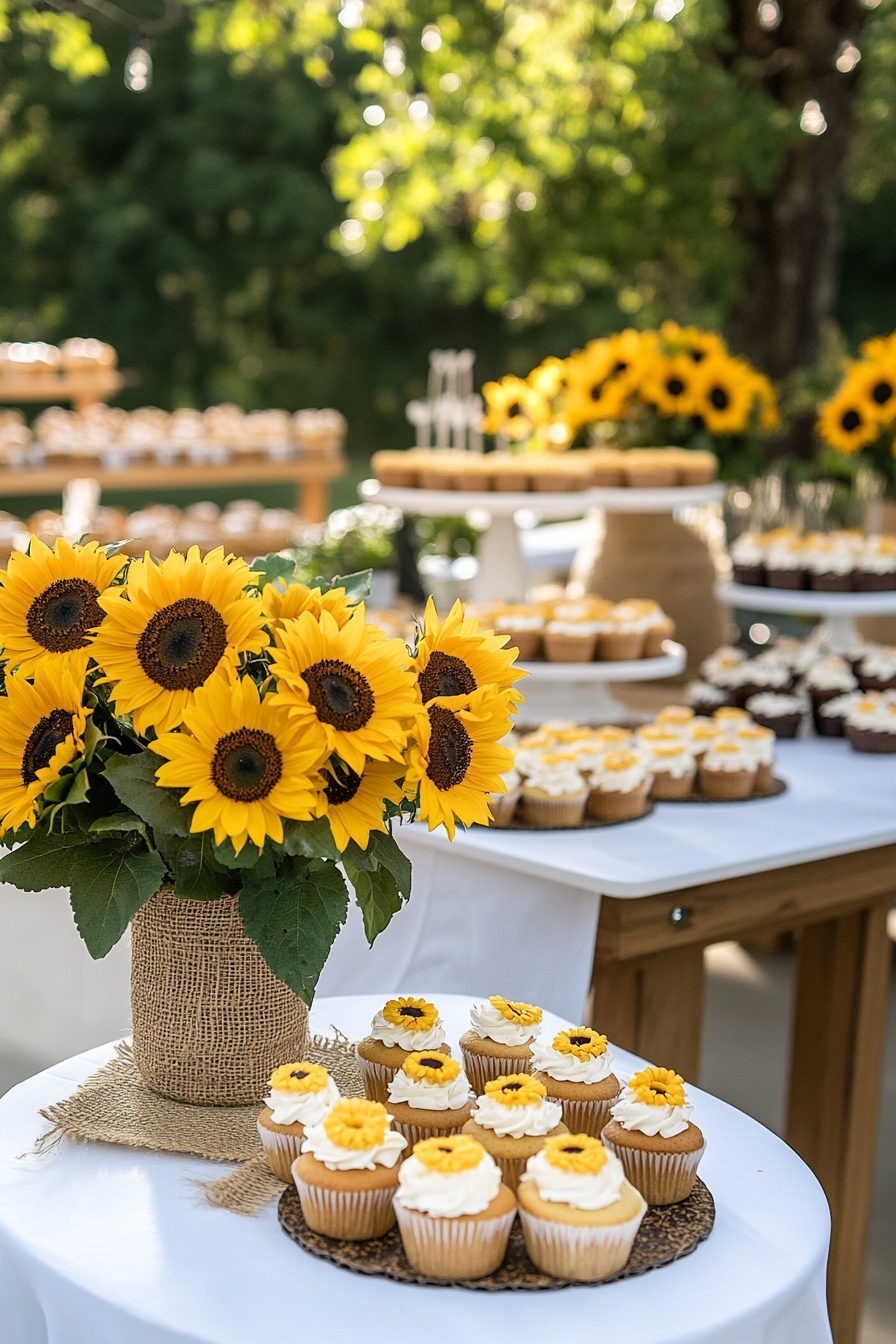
[{"x1": 0, "y1": 994, "x2": 832, "y2": 1344}]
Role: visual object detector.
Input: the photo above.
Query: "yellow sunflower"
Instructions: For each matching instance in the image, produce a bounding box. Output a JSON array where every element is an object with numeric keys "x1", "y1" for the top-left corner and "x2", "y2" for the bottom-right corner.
[
  {"x1": 405, "y1": 684, "x2": 514, "y2": 839},
  {"x1": 315, "y1": 755, "x2": 406, "y2": 851},
  {"x1": 0, "y1": 537, "x2": 126, "y2": 678},
  {"x1": 860, "y1": 332, "x2": 896, "y2": 362},
  {"x1": 270, "y1": 607, "x2": 420, "y2": 774},
  {"x1": 0, "y1": 666, "x2": 87, "y2": 834},
  {"x1": 153, "y1": 672, "x2": 323, "y2": 854},
  {"x1": 563, "y1": 341, "x2": 630, "y2": 428},
  {"x1": 660, "y1": 321, "x2": 726, "y2": 364},
  {"x1": 627, "y1": 1065, "x2": 687, "y2": 1108},
  {"x1": 847, "y1": 360, "x2": 896, "y2": 425},
  {"x1": 640, "y1": 354, "x2": 701, "y2": 418},
  {"x1": 92, "y1": 546, "x2": 268, "y2": 735},
  {"x1": 262, "y1": 581, "x2": 358, "y2": 636},
  {"x1": 482, "y1": 375, "x2": 548, "y2": 440},
  {"x1": 817, "y1": 385, "x2": 879, "y2": 455},
  {"x1": 692, "y1": 356, "x2": 758, "y2": 435},
  {"x1": 528, "y1": 356, "x2": 568, "y2": 400},
  {"x1": 414, "y1": 597, "x2": 525, "y2": 707}
]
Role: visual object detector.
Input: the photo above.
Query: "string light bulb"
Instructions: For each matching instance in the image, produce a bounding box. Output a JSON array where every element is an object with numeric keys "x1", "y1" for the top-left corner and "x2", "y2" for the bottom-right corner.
[{"x1": 124, "y1": 42, "x2": 152, "y2": 92}]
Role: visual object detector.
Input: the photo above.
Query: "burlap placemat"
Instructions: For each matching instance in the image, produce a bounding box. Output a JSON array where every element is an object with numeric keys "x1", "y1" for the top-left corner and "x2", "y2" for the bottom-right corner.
[{"x1": 36, "y1": 1031, "x2": 364, "y2": 1216}]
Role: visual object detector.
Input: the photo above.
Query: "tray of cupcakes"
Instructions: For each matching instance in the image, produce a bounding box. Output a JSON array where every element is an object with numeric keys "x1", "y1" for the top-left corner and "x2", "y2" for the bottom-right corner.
[
  {"x1": 270, "y1": 995, "x2": 712, "y2": 1288},
  {"x1": 464, "y1": 597, "x2": 676, "y2": 665},
  {"x1": 728, "y1": 528, "x2": 896, "y2": 592}
]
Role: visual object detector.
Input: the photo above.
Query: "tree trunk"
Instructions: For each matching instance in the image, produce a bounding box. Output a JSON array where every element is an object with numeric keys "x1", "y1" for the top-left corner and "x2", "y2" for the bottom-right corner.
[{"x1": 728, "y1": 0, "x2": 865, "y2": 388}]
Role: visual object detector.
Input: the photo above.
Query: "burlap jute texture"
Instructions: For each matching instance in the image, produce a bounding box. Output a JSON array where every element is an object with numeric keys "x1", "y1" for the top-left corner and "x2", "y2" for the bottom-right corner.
[
  {"x1": 131, "y1": 889, "x2": 310, "y2": 1107},
  {"x1": 37, "y1": 1031, "x2": 365, "y2": 1216}
]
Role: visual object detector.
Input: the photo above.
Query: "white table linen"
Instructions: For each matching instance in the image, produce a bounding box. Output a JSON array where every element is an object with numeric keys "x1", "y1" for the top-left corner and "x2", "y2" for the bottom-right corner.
[{"x1": 0, "y1": 994, "x2": 832, "y2": 1344}]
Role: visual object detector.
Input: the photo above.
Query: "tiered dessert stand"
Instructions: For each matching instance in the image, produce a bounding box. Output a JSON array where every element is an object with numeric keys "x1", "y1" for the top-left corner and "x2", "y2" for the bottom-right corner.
[
  {"x1": 515, "y1": 639, "x2": 686, "y2": 723},
  {"x1": 715, "y1": 580, "x2": 896, "y2": 652}
]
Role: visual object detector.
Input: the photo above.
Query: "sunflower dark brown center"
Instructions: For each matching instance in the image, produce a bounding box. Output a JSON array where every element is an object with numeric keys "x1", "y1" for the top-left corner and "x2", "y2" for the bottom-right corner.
[
  {"x1": 569, "y1": 1035, "x2": 592, "y2": 1045},
  {"x1": 419, "y1": 1057, "x2": 445, "y2": 1069},
  {"x1": 709, "y1": 386, "x2": 729, "y2": 410},
  {"x1": 691, "y1": 349, "x2": 706, "y2": 362},
  {"x1": 324, "y1": 760, "x2": 362, "y2": 806},
  {"x1": 136, "y1": 597, "x2": 228, "y2": 690},
  {"x1": 612, "y1": 360, "x2": 628, "y2": 374},
  {"x1": 666, "y1": 377, "x2": 686, "y2": 397},
  {"x1": 502, "y1": 1082, "x2": 523, "y2": 1092},
  {"x1": 589, "y1": 381, "x2": 604, "y2": 401},
  {"x1": 562, "y1": 1145, "x2": 585, "y2": 1153},
  {"x1": 303, "y1": 658, "x2": 375, "y2": 731},
  {"x1": 872, "y1": 380, "x2": 893, "y2": 405},
  {"x1": 649, "y1": 1082, "x2": 671, "y2": 1096},
  {"x1": 211, "y1": 727, "x2": 282, "y2": 802},
  {"x1": 290, "y1": 1069, "x2": 309, "y2": 1080},
  {"x1": 426, "y1": 705, "x2": 473, "y2": 791},
  {"x1": 841, "y1": 410, "x2": 861, "y2": 432},
  {"x1": 400, "y1": 1005, "x2": 425, "y2": 1018},
  {"x1": 21, "y1": 709, "x2": 75, "y2": 784},
  {"x1": 418, "y1": 650, "x2": 477, "y2": 703},
  {"x1": 26, "y1": 578, "x2": 103, "y2": 653},
  {"x1": 507, "y1": 401, "x2": 524, "y2": 418}
]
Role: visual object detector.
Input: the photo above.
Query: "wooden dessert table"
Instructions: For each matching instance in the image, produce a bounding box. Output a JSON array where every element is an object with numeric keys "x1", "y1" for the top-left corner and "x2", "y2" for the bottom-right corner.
[{"x1": 320, "y1": 737, "x2": 895, "y2": 1344}]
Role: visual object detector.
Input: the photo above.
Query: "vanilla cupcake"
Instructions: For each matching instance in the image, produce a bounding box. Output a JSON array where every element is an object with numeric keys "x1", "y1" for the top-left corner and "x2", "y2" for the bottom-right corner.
[
  {"x1": 602, "y1": 1066, "x2": 704, "y2": 1206},
  {"x1": 731, "y1": 723, "x2": 776, "y2": 790},
  {"x1": 292, "y1": 1098, "x2": 407, "y2": 1239},
  {"x1": 698, "y1": 740, "x2": 757, "y2": 799},
  {"x1": 387, "y1": 1051, "x2": 475, "y2": 1146},
  {"x1": 543, "y1": 619, "x2": 600, "y2": 663},
  {"x1": 531, "y1": 1027, "x2": 620, "y2": 1137},
  {"x1": 357, "y1": 997, "x2": 450, "y2": 1103},
  {"x1": 587, "y1": 749, "x2": 653, "y2": 821},
  {"x1": 258, "y1": 1062, "x2": 341, "y2": 1182},
  {"x1": 597, "y1": 604, "x2": 649, "y2": 661},
  {"x1": 460, "y1": 995, "x2": 543, "y2": 1092},
  {"x1": 687, "y1": 717, "x2": 725, "y2": 757},
  {"x1": 494, "y1": 609, "x2": 545, "y2": 661},
  {"x1": 487, "y1": 765, "x2": 521, "y2": 826},
  {"x1": 648, "y1": 741, "x2": 697, "y2": 799},
  {"x1": 654, "y1": 704, "x2": 695, "y2": 734},
  {"x1": 521, "y1": 752, "x2": 589, "y2": 827},
  {"x1": 712, "y1": 705, "x2": 752, "y2": 725},
  {"x1": 463, "y1": 1073, "x2": 567, "y2": 1191},
  {"x1": 393, "y1": 1135, "x2": 517, "y2": 1279},
  {"x1": 518, "y1": 1133, "x2": 646, "y2": 1281}
]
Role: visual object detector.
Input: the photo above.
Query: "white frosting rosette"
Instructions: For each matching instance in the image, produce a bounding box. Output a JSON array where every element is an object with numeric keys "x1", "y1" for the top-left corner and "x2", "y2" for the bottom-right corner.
[
  {"x1": 847, "y1": 693, "x2": 896, "y2": 733},
  {"x1": 522, "y1": 756, "x2": 587, "y2": 798},
  {"x1": 521, "y1": 1144, "x2": 627, "y2": 1211},
  {"x1": 369, "y1": 1004, "x2": 446, "y2": 1050},
  {"x1": 388, "y1": 1070, "x2": 472, "y2": 1112},
  {"x1": 530, "y1": 1036, "x2": 613, "y2": 1085},
  {"x1": 469, "y1": 997, "x2": 542, "y2": 1046},
  {"x1": 805, "y1": 656, "x2": 857, "y2": 692},
  {"x1": 610, "y1": 1082, "x2": 692, "y2": 1139},
  {"x1": 265, "y1": 1076, "x2": 340, "y2": 1127},
  {"x1": 744, "y1": 692, "x2": 803, "y2": 719},
  {"x1": 395, "y1": 1147, "x2": 501, "y2": 1217},
  {"x1": 301, "y1": 1117, "x2": 407, "y2": 1170},
  {"x1": 472, "y1": 1091, "x2": 563, "y2": 1138}
]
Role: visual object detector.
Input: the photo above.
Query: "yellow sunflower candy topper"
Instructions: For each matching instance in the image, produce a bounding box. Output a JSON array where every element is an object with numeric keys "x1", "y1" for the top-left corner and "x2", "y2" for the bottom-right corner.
[
  {"x1": 484, "y1": 1074, "x2": 548, "y2": 1108},
  {"x1": 489, "y1": 995, "x2": 543, "y2": 1027},
  {"x1": 413, "y1": 1134, "x2": 485, "y2": 1173},
  {"x1": 324, "y1": 1098, "x2": 390, "y2": 1150},
  {"x1": 551, "y1": 1028, "x2": 608, "y2": 1061},
  {"x1": 382, "y1": 997, "x2": 440, "y2": 1032},
  {"x1": 402, "y1": 1052, "x2": 462, "y2": 1084},
  {"x1": 541, "y1": 1133, "x2": 609, "y2": 1175},
  {"x1": 627, "y1": 1066, "x2": 687, "y2": 1108},
  {"x1": 268, "y1": 1063, "x2": 330, "y2": 1094}
]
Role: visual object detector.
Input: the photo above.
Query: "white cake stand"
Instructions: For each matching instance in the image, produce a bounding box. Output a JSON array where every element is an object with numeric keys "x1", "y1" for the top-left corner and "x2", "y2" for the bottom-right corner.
[
  {"x1": 515, "y1": 640, "x2": 686, "y2": 724},
  {"x1": 715, "y1": 580, "x2": 896, "y2": 651}
]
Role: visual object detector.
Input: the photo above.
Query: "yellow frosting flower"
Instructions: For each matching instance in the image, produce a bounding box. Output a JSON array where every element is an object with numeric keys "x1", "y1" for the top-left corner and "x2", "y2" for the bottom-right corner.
[
  {"x1": 602, "y1": 749, "x2": 641, "y2": 772},
  {"x1": 323, "y1": 1098, "x2": 390, "y2": 1149},
  {"x1": 656, "y1": 706, "x2": 694, "y2": 726},
  {"x1": 268, "y1": 1062, "x2": 330, "y2": 1094},
  {"x1": 413, "y1": 1135, "x2": 485, "y2": 1173},
  {"x1": 551, "y1": 1028, "x2": 608, "y2": 1062},
  {"x1": 484, "y1": 1074, "x2": 547, "y2": 1108},
  {"x1": 542, "y1": 1133, "x2": 609, "y2": 1175},
  {"x1": 628, "y1": 1066, "x2": 687, "y2": 1108},
  {"x1": 713, "y1": 707, "x2": 750, "y2": 722},
  {"x1": 402, "y1": 1052, "x2": 461, "y2": 1085},
  {"x1": 488, "y1": 995, "x2": 542, "y2": 1027},
  {"x1": 382, "y1": 997, "x2": 439, "y2": 1032}
]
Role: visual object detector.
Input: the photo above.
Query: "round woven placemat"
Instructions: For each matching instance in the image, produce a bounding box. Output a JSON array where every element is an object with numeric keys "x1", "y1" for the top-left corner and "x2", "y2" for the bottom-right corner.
[
  {"x1": 659, "y1": 777, "x2": 786, "y2": 804},
  {"x1": 278, "y1": 1178, "x2": 714, "y2": 1291},
  {"x1": 476, "y1": 802, "x2": 655, "y2": 833}
]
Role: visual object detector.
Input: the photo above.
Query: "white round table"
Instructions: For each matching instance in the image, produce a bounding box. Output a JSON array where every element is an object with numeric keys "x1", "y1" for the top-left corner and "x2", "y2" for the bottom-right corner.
[{"x1": 0, "y1": 994, "x2": 832, "y2": 1344}]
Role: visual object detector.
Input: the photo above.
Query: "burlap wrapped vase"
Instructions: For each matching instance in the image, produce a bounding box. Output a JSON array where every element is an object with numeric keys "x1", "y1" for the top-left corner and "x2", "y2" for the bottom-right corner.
[{"x1": 131, "y1": 888, "x2": 309, "y2": 1107}]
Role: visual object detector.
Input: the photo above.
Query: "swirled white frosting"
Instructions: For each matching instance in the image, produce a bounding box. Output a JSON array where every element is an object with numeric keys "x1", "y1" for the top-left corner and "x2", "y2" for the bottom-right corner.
[
  {"x1": 847, "y1": 693, "x2": 896, "y2": 733},
  {"x1": 649, "y1": 744, "x2": 696, "y2": 779},
  {"x1": 807, "y1": 542, "x2": 855, "y2": 576},
  {"x1": 732, "y1": 726, "x2": 775, "y2": 765},
  {"x1": 546, "y1": 620, "x2": 602, "y2": 637},
  {"x1": 301, "y1": 1120, "x2": 407, "y2": 1170},
  {"x1": 701, "y1": 744, "x2": 755, "y2": 773},
  {"x1": 858, "y1": 647, "x2": 896, "y2": 681},
  {"x1": 394, "y1": 1151, "x2": 502, "y2": 1217},
  {"x1": 265, "y1": 1077, "x2": 340, "y2": 1127},
  {"x1": 469, "y1": 999, "x2": 541, "y2": 1046},
  {"x1": 820, "y1": 691, "x2": 861, "y2": 719},
  {"x1": 588, "y1": 759, "x2": 652, "y2": 795},
  {"x1": 520, "y1": 1146, "x2": 627, "y2": 1211},
  {"x1": 805, "y1": 657, "x2": 857, "y2": 692},
  {"x1": 745, "y1": 692, "x2": 803, "y2": 718},
  {"x1": 685, "y1": 681, "x2": 728, "y2": 709},
  {"x1": 730, "y1": 533, "x2": 765, "y2": 566},
  {"x1": 740, "y1": 661, "x2": 791, "y2": 690},
  {"x1": 858, "y1": 538, "x2": 896, "y2": 574},
  {"x1": 610, "y1": 1085, "x2": 692, "y2": 1139},
  {"x1": 369, "y1": 1010, "x2": 446, "y2": 1051},
  {"x1": 530, "y1": 1039, "x2": 614, "y2": 1084},
  {"x1": 522, "y1": 759, "x2": 587, "y2": 798},
  {"x1": 387, "y1": 1070, "x2": 472, "y2": 1112},
  {"x1": 700, "y1": 646, "x2": 745, "y2": 680},
  {"x1": 471, "y1": 1093, "x2": 563, "y2": 1138},
  {"x1": 765, "y1": 541, "x2": 805, "y2": 572},
  {"x1": 496, "y1": 613, "x2": 545, "y2": 632}
]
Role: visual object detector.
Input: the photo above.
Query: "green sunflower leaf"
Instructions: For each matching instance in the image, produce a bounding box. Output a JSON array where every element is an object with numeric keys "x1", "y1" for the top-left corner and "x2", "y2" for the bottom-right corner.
[
  {"x1": 239, "y1": 858, "x2": 349, "y2": 1005},
  {"x1": 0, "y1": 827, "x2": 86, "y2": 891},
  {"x1": 212, "y1": 835, "x2": 269, "y2": 870},
  {"x1": 250, "y1": 551, "x2": 298, "y2": 591},
  {"x1": 103, "y1": 751, "x2": 193, "y2": 836},
  {"x1": 89, "y1": 811, "x2": 147, "y2": 837},
  {"x1": 68, "y1": 839, "x2": 166, "y2": 958},
  {"x1": 157, "y1": 830, "x2": 232, "y2": 901},
  {"x1": 281, "y1": 816, "x2": 341, "y2": 861},
  {"x1": 366, "y1": 831, "x2": 411, "y2": 902},
  {"x1": 345, "y1": 861, "x2": 402, "y2": 947},
  {"x1": 329, "y1": 569, "x2": 371, "y2": 601}
]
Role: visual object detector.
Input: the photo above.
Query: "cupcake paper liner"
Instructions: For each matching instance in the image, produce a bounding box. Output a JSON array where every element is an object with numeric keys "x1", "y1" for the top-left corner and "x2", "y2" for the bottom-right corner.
[
  {"x1": 597, "y1": 631, "x2": 646, "y2": 661},
  {"x1": 490, "y1": 1151, "x2": 530, "y2": 1193},
  {"x1": 461, "y1": 1048, "x2": 532, "y2": 1096},
  {"x1": 257, "y1": 1119, "x2": 303, "y2": 1183},
  {"x1": 587, "y1": 783, "x2": 650, "y2": 822},
  {"x1": 846, "y1": 725, "x2": 896, "y2": 754},
  {"x1": 698, "y1": 766, "x2": 756, "y2": 799},
  {"x1": 755, "y1": 761, "x2": 775, "y2": 790},
  {"x1": 292, "y1": 1171, "x2": 397, "y2": 1240},
  {"x1": 356, "y1": 1052, "x2": 398, "y2": 1104},
  {"x1": 556, "y1": 1094, "x2": 618, "y2": 1140},
  {"x1": 390, "y1": 1116, "x2": 470, "y2": 1147},
  {"x1": 393, "y1": 1201, "x2": 517, "y2": 1279},
  {"x1": 649, "y1": 769, "x2": 695, "y2": 801},
  {"x1": 518, "y1": 1196, "x2": 647, "y2": 1281},
  {"x1": 488, "y1": 787, "x2": 521, "y2": 827},
  {"x1": 521, "y1": 791, "x2": 588, "y2": 828},
  {"x1": 600, "y1": 1134, "x2": 705, "y2": 1206},
  {"x1": 501, "y1": 631, "x2": 542, "y2": 661},
  {"x1": 543, "y1": 632, "x2": 598, "y2": 663}
]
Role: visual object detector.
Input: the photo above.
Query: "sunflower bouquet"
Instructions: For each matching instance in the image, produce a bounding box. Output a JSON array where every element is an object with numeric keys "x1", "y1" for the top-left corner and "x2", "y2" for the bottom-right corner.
[
  {"x1": 0, "y1": 538, "x2": 522, "y2": 1003},
  {"x1": 816, "y1": 332, "x2": 896, "y2": 483},
  {"x1": 483, "y1": 322, "x2": 778, "y2": 475}
]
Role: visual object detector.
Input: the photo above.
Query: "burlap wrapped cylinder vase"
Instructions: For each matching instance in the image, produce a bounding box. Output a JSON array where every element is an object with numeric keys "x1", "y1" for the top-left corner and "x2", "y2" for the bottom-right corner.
[{"x1": 131, "y1": 889, "x2": 309, "y2": 1106}]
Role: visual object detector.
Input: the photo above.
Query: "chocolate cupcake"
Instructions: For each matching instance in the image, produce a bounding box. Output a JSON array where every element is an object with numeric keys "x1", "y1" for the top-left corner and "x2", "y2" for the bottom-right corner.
[{"x1": 744, "y1": 691, "x2": 804, "y2": 738}]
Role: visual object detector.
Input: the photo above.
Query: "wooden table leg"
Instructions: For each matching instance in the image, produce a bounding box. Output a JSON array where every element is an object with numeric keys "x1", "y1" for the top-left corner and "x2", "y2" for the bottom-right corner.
[
  {"x1": 588, "y1": 944, "x2": 706, "y2": 1084},
  {"x1": 300, "y1": 477, "x2": 328, "y2": 523},
  {"x1": 786, "y1": 899, "x2": 892, "y2": 1344}
]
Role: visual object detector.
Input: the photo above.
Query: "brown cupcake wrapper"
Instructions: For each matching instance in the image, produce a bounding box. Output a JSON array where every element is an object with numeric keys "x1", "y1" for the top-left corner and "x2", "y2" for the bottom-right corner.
[
  {"x1": 597, "y1": 631, "x2": 646, "y2": 661},
  {"x1": 698, "y1": 766, "x2": 756, "y2": 798},
  {"x1": 488, "y1": 787, "x2": 521, "y2": 827},
  {"x1": 543, "y1": 632, "x2": 598, "y2": 663},
  {"x1": 393, "y1": 1201, "x2": 517, "y2": 1279},
  {"x1": 521, "y1": 792, "x2": 588, "y2": 828},
  {"x1": 356, "y1": 1053, "x2": 398, "y2": 1104},
  {"x1": 846, "y1": 725, "x2": 896, "y2": 754},
  {"x1": 600, "y1": 1134, "x2": 705, "y2": 1205},
  {"x1": 500, "y1": 631, "x2": 542, "y2": 661},
  {"x1": 518, "y1": 1197, "x2": 647, "y2": 1281},
  {"x1": 390, "y1": 1117, "x2": 470, "y2": 1147},
  {"x1": 461, "y1": 1048, "x2": 533, "y2": 1096},
  {"x1": 649, "y1": 769, "x2": 695, "y2": 800},
  {"x1": 587, "y1": 782, "x2": 650, "y2": 822},
  {"x1": 557, "y1": 1095, "x2": 618, "y2": 1140},
  {"x1": 257, "y1": 1118, "x2": 304, "y2": 1183},
  {"x1": 492, "y1": 1151, "x2": 530, "y2": 1192},
  {"x1": 755, "y1": 761, "x2": 775, "y2": 790},
  {"x1": 292, "y1": 1173, "x2": 398, "y2": 1239}
]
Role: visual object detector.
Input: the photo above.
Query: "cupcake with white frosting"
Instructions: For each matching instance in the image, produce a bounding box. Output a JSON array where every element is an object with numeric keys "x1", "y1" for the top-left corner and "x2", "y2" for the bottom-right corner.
[
  {"x1": 602, "y1": 1066, "x2": 704, "y2": 1206},
  {"x1": 845, "y1": 692, "x2": 896, "y2": 753},
  {"x1": 855, "y1": 536, "x2": 896, "y2": 591},
  {"x1": 521, "y1": 752, "x2": 588, "y2": 827},
  {"x1": 744, "y1": 691, "x2": 804, "y2": 738},
  {"x1": 460, "y1": 995, "x2": 543, "y2": 1093},
  {"x1": 587, "y1": 749, "x2": 653, "y2": 821},
  {"x1": 292, "y1": 1097, "x2": 407, "y2": 1239},
  {"x1": 257, "y1": 1062, "x2": 341, "y2": 1182},
  {"x1": 856, "y1": 645, "x2": 896, "y2": 692},
  {"x1": 731, "y1": 723, "x2": 776, "y2": 789},
  {"x1": 518, "y1": 1133, "x2": 647, "y2": 1281},
  {"x1": 804, "y1": 655, "x2": 858, "y2": 732},
  {"x1": 730, "y1": 532, "x2": 766, "y2": 586},
  {"x1": 687, "y1": 717, "x2": 725, "y2": 756},
  {"x1": 531, "y1": 1027, "x2": 620, "y2": 1138},
  {"x1": 356, "y1": 997, "x2": 450, "y2": 1103},
  {"x1": 487, "y1": 764, "x2": 521, "y2": 827},
  {"x1": 698, "y1": 740, "x2": 757, "y2": 799},
  {"x1": 647, "y1": 740, "x2": 697, "y2": 800},
  {"x1": 494, "y1": 609, "x2": 545, "y2": 661},
  {"x1": 393, "y1": 1135, "x2": 517, "y2": 1279},
  {"x1": 543, "y1": 618, "x2": 601, "y2": 663},
  {"x1": 818, "y1": 690, "x2": 862, "y2": 737},
  {"x1": 462, "y1": 1073, "x2": 567, "y2": 1190},
  {"x1": 386, "y1": 1051, "x2": 475, "y2": 1146}
]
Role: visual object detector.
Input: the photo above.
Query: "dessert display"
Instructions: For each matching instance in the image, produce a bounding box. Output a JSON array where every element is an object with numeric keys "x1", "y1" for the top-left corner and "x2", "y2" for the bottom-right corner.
[
  {"x1": 517, "y1": 1133, "x2": 648, "y2": 1281},
  {"x1": 728, "y1": 528, "x2": 896, "y2": 591},
  {"x1": 530, "y1": 1028, "x2": 621, "y2": 1138},
  {"x1": 291, "y1": 1097, "x2": 408, "y2": 1240},
  {"x1": 459, "y1": 996, "x2": 543, "y2": 1092},
  {"x1": 587, "y1": 749, "x2": 654, "y2": 820},
  {"x1": 602, "y1": 1066, "x2": 705, "y2": 1206},
  {"x1": 465, "y1": 597, "x2": 675, "y2": 663},
  {"x1": 0, "y1": 337, "x2": 116, "y2": 377},
  {"x1": 357, "y1": 998, "x2": 451, "y2": 1103},
  {"x1": 386, "y1": 1052, "x2": 476, "y2": 1146},
  {"x1": 461, "y1": 1074, "x2": 568, "y2": 1191},
  {"x1": 844, "y1": 692, "x2": 896, "y2": 753},
  {"x1": 258, "y1": 1062, "x2": 341, "y2": 1182},
  {"x1": 520, "y1": 752, "x2": 591, "y2": 826},
  {"x1": 393, "y1": 1135, "x2": 518, "y2": 1279}
]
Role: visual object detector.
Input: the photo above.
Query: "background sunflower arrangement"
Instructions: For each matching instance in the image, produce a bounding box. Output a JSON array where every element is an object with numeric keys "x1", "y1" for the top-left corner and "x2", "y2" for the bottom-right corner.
[
  {"x1": 816, "y1": 332, "x2": 896, "y2": 484},
  {"x1": 482, "y1": 323, "x2": 779, "y2": 478},
  {"x1": 0, "y1": 540, "x2": 520, "y2": 1002}
]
